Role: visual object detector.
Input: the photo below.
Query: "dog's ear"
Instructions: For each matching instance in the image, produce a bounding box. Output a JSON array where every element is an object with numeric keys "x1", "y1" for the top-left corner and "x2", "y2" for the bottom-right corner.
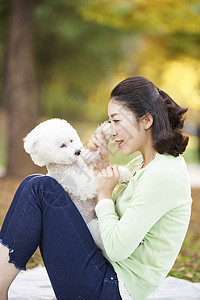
[{"x1": 23, "y1": 134, "x2": 38, "y2": 154}]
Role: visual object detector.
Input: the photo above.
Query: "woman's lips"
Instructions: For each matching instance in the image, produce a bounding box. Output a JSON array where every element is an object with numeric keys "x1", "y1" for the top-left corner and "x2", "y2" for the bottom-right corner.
[{"x1": 115, "y1": 140, "x2": 124, "y2": 148}]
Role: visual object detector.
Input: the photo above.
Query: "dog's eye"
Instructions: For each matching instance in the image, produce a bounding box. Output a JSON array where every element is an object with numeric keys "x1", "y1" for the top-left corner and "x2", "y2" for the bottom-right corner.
[
  {"x1": 60, "y1": 143, "x2": 67, "y2": 148},
  {"x1": 70, "y1": 139, "x2": 73, "y2": 143}
]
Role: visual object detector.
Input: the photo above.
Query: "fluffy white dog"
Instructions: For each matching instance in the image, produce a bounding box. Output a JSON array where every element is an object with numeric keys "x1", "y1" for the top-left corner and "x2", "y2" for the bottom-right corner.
[{"x1": 24, "y1": 118, "x2": 132, "y2": 253}]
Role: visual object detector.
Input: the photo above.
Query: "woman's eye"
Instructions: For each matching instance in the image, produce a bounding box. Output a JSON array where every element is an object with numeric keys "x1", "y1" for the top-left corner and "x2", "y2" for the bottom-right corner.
[
  {"x1": 60, "y1": 143, "x2": 67, "y2": 148},
  {"x1": 108, "y1": 119, "x2": 120, "y2": 124},
  {"x1": 108, "y1": 120, "x2": 119, "y2": 124}
]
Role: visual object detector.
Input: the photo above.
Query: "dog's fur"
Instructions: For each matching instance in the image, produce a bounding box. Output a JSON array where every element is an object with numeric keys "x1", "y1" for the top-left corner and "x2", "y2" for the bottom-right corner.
[{"x1": 24, "y1": 118, "x2": 132, "y2": 252}]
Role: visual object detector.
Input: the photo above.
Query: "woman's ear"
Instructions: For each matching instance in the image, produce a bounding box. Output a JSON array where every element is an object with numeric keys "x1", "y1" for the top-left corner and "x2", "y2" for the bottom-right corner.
[{"x1": 141, "y1": 113, "x2": 153, "y2": 130}]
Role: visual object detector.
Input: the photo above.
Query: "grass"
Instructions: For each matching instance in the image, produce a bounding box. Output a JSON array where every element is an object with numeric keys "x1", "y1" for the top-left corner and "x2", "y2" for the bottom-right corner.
[{"x1": 169, "y1": 233, "x2": 200, "y2": 282}]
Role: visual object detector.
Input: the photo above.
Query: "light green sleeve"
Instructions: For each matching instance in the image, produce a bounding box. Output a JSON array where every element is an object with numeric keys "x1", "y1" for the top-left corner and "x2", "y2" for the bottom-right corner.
[{"x1": 95, "y1": 167, "x2": 179, "y2": 262}]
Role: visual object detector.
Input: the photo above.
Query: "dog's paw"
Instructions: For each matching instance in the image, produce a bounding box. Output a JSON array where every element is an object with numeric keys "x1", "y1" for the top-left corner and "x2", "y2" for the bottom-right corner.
[
  {"x1": 95, "y1": 121, "x2": 113, "y2": 142},
  {"x1": 81, "y1": 148, "x2": 100, "y2": 164},
  {"x1": 118, "y1": 165, "x2": 132, "y2": 184}
]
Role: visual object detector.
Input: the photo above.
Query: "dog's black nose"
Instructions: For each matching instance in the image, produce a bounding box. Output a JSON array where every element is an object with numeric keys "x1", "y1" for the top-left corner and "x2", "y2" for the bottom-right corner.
[{"x1": 74, "y1": 149, "x2": 81, "y2": 156}]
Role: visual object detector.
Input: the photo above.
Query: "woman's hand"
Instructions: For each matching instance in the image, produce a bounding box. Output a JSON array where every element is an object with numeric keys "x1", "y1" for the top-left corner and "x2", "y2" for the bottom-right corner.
[
  {"x1": 87, "y1": 131, "x2": 110, "y2": 172},
  {"x1": 96, "y1": 165, "x2": 120, "y2": 201}
]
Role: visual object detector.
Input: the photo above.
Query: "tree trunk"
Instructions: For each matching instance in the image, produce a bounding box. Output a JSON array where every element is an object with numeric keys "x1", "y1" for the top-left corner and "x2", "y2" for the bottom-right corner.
[{"x1": 5, "y1": 0, "x2": 39, "y2": 177}]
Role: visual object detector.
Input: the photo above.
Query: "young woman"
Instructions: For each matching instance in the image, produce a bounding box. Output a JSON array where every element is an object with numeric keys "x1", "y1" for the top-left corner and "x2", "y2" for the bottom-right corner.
[{"x1": 0, "y1": 76, "x2": 192, "y2": 300}]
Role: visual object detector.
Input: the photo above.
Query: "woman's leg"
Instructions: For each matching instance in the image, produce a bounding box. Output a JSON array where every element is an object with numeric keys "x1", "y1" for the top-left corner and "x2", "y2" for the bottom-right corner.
[
  {"x1": 0, "y1": 175, "x2": 39, "y2": 299},
  {"x1": 0, "y1": 175, "x2": 122, "y2": 300},
  {"x1": 0, "y1": 245, "x2": 19, "y2": 300}
]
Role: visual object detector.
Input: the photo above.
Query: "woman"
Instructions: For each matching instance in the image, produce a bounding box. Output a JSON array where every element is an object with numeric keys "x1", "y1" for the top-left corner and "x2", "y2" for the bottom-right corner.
[{"x1": 0, "y1": 76, "x2": 192, "y2": 300}]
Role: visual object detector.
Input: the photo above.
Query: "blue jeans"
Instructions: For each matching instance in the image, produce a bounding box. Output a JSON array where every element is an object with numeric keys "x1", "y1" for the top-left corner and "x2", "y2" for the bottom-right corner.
[{"x1": 0, "y1": 175, "x2": 122, "y2": 300}]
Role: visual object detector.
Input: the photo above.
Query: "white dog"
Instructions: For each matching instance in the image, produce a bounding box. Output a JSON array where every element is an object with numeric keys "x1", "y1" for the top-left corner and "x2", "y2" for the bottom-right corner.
[{"x1": 23, "y1": 118, "x2": 132, "y2": 253}]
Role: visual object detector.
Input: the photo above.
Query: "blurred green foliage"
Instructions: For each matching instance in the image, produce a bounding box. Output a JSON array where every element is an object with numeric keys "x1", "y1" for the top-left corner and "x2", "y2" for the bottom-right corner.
[
  {"x1": 0, "y1": 0, "x2": 127, "y2": 121},
  {"x1": 78, "y1": 0, "x2": 200, "y2": 34},
  {"x1": 34, "y1": 0, "x2": 131, "y2": 122},
  {"x1": 0, "y1": 0, "x2": 200, "y2": 123},
  {"x1": 0, "y1": 0, "x2": 200, "y2": 148}
]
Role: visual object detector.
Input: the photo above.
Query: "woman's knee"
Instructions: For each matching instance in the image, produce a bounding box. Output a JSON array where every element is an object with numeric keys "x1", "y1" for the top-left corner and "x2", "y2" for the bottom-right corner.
[
  {"x1": 19, "y1": 174, "x2": 43, "y2": 190},
  {"x1": 27, "y1": 175, "x2": 73, "y2": 208}
]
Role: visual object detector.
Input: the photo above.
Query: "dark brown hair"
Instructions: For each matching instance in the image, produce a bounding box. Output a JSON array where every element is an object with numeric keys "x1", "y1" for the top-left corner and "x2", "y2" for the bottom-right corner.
[{"x1": 110, "y1": 76, "x2": 189, "y2": 157}]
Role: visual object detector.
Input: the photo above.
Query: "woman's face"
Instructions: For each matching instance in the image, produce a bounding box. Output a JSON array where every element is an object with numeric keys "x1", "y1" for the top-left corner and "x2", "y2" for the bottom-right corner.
[{"x1": 108, "y1": 99, "x2": 149, "y2": 156}]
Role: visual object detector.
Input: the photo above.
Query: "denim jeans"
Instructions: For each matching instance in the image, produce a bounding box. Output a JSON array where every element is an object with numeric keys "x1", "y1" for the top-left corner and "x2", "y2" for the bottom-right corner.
[{"x1": 0, "y1": 174, "x2": 122, "y2": 300}]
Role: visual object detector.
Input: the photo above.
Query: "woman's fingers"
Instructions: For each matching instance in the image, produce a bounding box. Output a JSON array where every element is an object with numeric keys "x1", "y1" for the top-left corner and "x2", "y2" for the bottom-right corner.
[
  {"x1": 87, "y1": 130, "x2": 110, "y2": 172},
  {"x1": 96, "y1": 165, "x2": 120, "y2": 200},
  {"x1": 98, "y1": 130, "x2": 108, "y2": 144},
  {"x1": 105, "y1": 166, "x2": 113, "y2": 177},
  {"x1": 112, "y1": 165, "x2": 120, "y2": 178},
  {"x1": 99, "y1": 165, "x2": 119, "y2": 179},
  {"x1": 98, "y1": 131, "x2": 109, "y2": 157},
  {"x1": 101, "y1": 168, "x2": 107, "y2": 176},
  {"x1": 87, "y1": 135, "x2": 99, "y2": 151}
]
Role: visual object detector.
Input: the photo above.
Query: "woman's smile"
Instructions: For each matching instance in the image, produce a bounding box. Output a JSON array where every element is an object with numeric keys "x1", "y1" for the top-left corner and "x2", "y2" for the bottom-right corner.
[{"x1": 115, "y1": 139, "x2": 124, "y2": 148}]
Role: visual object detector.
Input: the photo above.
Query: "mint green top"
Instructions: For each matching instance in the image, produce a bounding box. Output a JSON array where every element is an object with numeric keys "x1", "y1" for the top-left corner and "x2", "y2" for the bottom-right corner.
[{"x1": 95, "y1": 153, "x2": 192, "y2": 300}]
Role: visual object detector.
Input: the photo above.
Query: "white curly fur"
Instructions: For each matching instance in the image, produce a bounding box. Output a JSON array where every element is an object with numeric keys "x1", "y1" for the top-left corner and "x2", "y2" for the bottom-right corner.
[{"x1": 24, "y1": 118, "x2": 132, "y2": 253}]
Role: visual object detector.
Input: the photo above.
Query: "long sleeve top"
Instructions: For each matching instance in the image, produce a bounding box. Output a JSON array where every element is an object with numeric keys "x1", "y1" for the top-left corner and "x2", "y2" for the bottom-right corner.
[{"x1": 95, "y1": 153, "x2": 192, "y2": 300}]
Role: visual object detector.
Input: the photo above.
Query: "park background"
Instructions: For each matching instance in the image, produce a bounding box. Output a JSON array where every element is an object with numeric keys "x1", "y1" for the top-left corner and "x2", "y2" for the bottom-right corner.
[{"x1": 0, "y1": 0, "x2": 200, "y2": 283}]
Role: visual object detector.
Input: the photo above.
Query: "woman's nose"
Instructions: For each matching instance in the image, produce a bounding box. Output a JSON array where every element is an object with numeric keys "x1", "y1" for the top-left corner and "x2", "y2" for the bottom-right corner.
[{"x1": 112, "y1": 126, "x2": 117, "y2": 137}]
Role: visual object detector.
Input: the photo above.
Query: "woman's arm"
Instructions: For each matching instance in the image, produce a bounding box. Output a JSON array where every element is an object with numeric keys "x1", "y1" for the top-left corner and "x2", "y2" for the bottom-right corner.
[{"x1": 95, "y1": 167, "x2": 181, "y2": 262}]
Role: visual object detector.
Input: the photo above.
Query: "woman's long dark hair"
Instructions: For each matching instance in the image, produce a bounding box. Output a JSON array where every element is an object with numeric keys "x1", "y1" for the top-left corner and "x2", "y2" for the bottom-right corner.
[{"x1": 110, "y1": 76, "x2": 189, "y2": 157}]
